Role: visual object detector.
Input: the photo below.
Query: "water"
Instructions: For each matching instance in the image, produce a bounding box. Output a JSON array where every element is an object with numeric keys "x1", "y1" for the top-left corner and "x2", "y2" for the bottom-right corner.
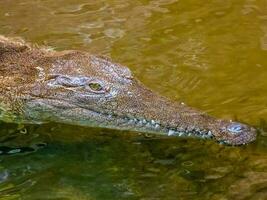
[{"x1": 0, "y1": 0, "x2": 267, "y2": 199}]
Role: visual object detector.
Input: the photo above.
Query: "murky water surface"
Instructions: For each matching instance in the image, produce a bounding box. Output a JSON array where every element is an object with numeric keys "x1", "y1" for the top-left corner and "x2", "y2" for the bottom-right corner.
[{"x1": 1, "y1": 0, "x2": 267, "y2": 199}]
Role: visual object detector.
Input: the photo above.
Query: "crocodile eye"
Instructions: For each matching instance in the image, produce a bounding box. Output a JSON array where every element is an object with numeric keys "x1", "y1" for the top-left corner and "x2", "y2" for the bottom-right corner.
[{"x1": 88, "y1": 82, "x2": 103, "y2": 92}]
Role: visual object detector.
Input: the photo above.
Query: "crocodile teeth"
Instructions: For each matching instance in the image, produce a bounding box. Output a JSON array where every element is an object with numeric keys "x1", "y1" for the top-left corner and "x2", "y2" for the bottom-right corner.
[
  {"x1": 113, "y1": 115, "x2": 215, "y2": 141},
  {"x1": 137, "y1": 120, "x2": 143, "y2": 125},
  {"x1": 146, "y1": 123, "x2": 151, "y2": 128},
  {"x1": 208, "y1": 131, "x2": 212, "y2": 137},
  {"x1": 178, "y1": 132, "x2": 184, "y2": 137},
  {"x1": 155, "y1": 124, "x2": 160, "y2": 129},
  {"x1": 168, "y1": 129, "x2": 175, "y2": 136},
  {"x1": 128, "y1": 119, "x2": 134, "y2": 124}
]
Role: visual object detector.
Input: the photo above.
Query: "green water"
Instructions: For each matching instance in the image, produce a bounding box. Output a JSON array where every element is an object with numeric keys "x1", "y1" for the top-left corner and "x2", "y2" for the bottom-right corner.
[{"x1": 0, "y1": 0, "x2": 267, "y2": 199}]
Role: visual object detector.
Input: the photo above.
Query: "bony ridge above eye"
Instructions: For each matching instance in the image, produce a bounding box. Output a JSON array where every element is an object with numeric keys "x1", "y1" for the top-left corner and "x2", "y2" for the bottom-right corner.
[{"x1": 48, "y1": 75, "x2": 90, "y2": 87}]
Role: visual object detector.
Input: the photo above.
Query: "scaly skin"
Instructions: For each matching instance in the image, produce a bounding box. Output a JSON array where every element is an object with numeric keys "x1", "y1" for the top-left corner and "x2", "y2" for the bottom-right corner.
[{"x1": 0, "y1": 35, "x2": 256, "y2": 145}]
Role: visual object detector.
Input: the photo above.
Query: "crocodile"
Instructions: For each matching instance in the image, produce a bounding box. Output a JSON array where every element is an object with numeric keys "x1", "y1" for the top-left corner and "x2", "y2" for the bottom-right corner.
[{"x1": 0, "y1": 35, "x2": 256, "y2": 145}]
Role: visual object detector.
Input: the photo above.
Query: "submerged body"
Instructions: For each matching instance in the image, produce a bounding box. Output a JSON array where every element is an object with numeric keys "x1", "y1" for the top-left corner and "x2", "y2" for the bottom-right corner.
[{"x1": 0, "y1": 35, "x2": 256, "y2": 145}]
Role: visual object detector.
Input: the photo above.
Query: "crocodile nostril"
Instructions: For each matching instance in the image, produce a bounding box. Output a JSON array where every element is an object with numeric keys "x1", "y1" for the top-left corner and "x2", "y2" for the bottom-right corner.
[{"x1": 227, "y1": 123, "x2": 243, "y2": 134}]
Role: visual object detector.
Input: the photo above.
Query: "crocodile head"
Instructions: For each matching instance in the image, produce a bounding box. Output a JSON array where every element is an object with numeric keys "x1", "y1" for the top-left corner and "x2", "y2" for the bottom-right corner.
[{"x1": 17, "y1": 50, "x2": 256, "y2": 146}]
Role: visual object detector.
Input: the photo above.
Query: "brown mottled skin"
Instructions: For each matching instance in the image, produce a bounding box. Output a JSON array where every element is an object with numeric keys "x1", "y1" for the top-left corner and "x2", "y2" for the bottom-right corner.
[{"x1": 0, "y1": 35, "x2": 256, "y2": 145}]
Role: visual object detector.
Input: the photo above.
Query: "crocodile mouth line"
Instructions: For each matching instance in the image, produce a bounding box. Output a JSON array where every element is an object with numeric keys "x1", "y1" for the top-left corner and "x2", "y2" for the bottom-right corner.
[
  {"x1": 41, "y1": 97, "x2": 215, "y2": 141},
  {"x1": 28, "y1": 97, "x2": 255, "y2": 146}
]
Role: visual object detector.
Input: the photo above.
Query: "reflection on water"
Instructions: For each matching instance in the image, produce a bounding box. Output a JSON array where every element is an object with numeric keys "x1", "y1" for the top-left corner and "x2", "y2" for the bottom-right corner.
[
  {"x1": 0, "y1": 123, "x2": 266, "y2": 200},
  {"x1": 1, "y1": 0, "x2": 267, "y2": 199}
]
